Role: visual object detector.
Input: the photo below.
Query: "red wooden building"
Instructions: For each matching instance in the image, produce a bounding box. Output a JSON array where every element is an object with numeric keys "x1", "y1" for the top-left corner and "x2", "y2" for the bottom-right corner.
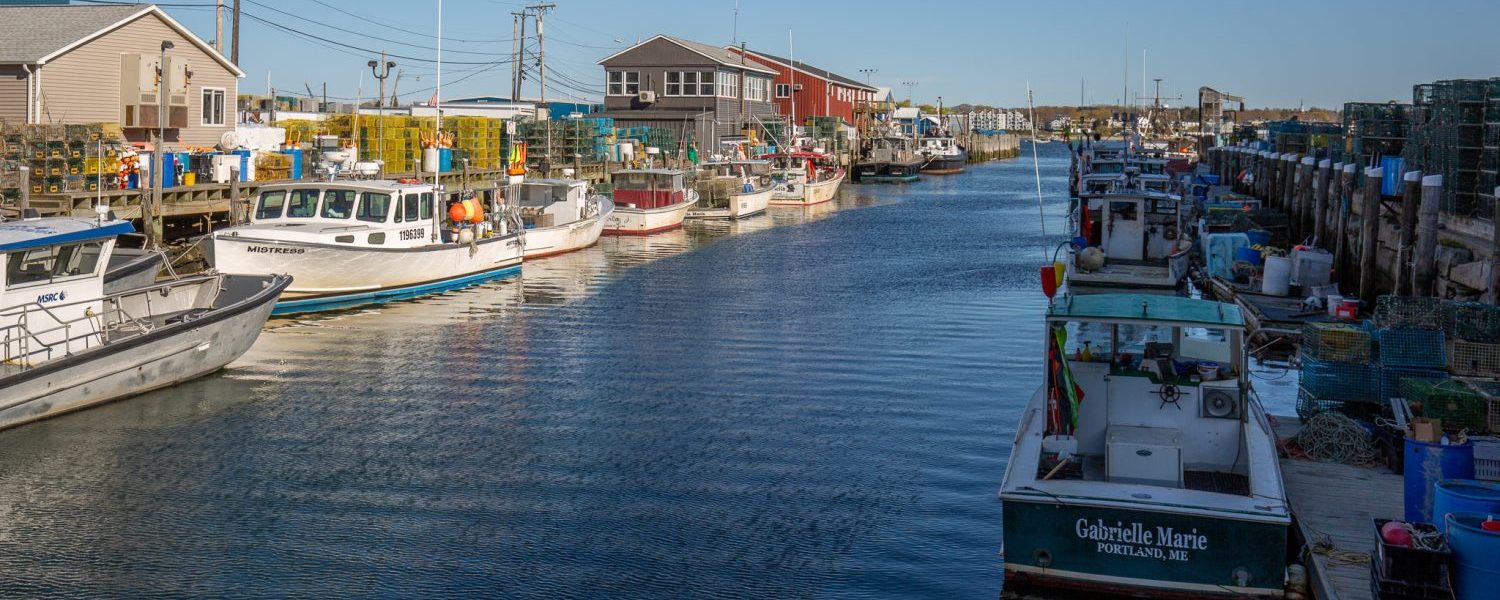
[{"x1": 726, "y1": 47, "x2": 879, "y2": 125}]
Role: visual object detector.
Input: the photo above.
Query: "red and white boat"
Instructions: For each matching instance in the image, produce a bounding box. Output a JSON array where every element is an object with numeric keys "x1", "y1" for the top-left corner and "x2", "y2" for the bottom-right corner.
[
  {"x1": 602, "y1": 169, "x2": 699, "y2": 235},
  {"x1": 766, "y1": 152, "x2": 845, "y2": 206}
]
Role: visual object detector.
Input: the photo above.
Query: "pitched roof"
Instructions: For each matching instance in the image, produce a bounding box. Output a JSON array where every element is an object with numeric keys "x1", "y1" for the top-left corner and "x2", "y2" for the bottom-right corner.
[
  {"x1": 0, "y1": 4, "x2": 243, "y2": 76},
  {"x1": 597, "y1": 34, "x2": 777, "y2": 76},
  {"x1": 735, "y1": 49, "x2": 876, "y2": 91}
]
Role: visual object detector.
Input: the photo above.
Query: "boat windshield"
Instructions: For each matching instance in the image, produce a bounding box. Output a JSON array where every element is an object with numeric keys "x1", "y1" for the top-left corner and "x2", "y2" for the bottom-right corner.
[
  {"x1": 255, "y1": 190, "x2": 286, "y2": 220},
  {"x1": 285, "y1": 189, "x2": 321, "y2": 219},
  {"x1": 4, "y1": 241, "x2": 105, "y2": 288},
  {"x1": 356, "y1": 193, "x2": 392, "y2": 223},
  {"x1": 321, "y1": 189, "x2": 357, "y2": 219}
]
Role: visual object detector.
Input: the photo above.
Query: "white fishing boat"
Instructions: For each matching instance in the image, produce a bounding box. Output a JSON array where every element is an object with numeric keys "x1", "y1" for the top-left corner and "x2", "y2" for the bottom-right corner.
[
  {"x1": 0, "y1": 215, "x2": 288, "y2": 429},
  {"x1": 515, "y1": 179, "x2": 614, "y2": 259},
  {"x1": 602, "y1": 169, "x2": 698, "y2": 235},
  {"x1": 1068, "y1": 168, "x2": 1191, "y2": 290},
  {"x1": 207, "y1": 179, "x2": 524, "y2": 314},
  {"x1": 766, "y1": 152, "x2": 845, "y2": 206},
  {"x1": 1000, "y1": 293, "x2": 1290, "y2": 599},
  {"x1": 688, "y1": 160, "x2": 774, "y2": 220}
]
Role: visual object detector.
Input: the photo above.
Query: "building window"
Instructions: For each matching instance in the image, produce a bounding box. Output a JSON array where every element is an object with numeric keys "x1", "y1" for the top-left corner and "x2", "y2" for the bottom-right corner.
[
  {"x1": 745, "y1": 76, "x2": 768, "y2": 102},
  {"x1": 775, "y1": 83, "x2": 791, "y2": 98},
  {"x1": 608, "y1": 71, "x2": 639, "y2": 96},
  {"x1": 201, "y1": 87, "x2": 225, "y2": 126},
  {"x1": 666, "y1": 71, "x2": 714, "y2": 96},
  {"x1": 718, "y1": 72, "x2": 739, "y2": 98}
]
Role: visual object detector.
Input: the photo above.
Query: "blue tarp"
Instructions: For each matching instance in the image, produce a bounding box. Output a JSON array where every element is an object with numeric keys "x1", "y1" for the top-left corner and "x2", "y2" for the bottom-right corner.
[{"x1": 1206, "y1": 233, "x2": 1251, "y2": 280}]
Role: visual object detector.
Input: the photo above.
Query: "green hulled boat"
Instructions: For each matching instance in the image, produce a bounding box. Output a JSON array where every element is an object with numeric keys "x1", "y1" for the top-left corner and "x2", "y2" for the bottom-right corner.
[{"x1": 1000, "y1": 294, "x2": 1291, "y2": 598}]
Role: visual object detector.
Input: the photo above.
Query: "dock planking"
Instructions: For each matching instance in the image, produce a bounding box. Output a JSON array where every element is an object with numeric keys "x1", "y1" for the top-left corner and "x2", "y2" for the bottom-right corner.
[{"x1": 1274, "y1": 417, "x2": 1403, "y2": 600}]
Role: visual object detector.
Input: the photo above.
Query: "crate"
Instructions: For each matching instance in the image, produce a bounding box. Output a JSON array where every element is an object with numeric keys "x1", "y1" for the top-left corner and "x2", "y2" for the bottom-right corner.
[
  {"x1": 1302, "y1": 323, "x2": 1374, "y2": 362},
  {"x1": 1381, "y1": 365, "x2": 1448, "y2": 402},
  {"x1": 1375, "y1": 296, "x2": 1445, "y2": 330},
  {"x1": 1406, "y1": 378, "x2": 1485, "y2": 431},
  {"x1": 1445, "y1": 301, "x2": 1500, "y2": 342},
  {"x1": 1297, "y1": 386, "x2": 1384, "y2": 421},
  {"x1": 1301, "y1": 356, "x2": 1379, "y2": 401},
  {"x1": 1475, "y1": 437, "x2": 1500, "y2": 480},
  {"x1": 1450, "y1": 340, "x2": 1500, "y2": 377},
  {"x1": 1373, "y1": 519, "x2": 1452, "y2": 588},
  {"x1": 1376, "y1": 328, "x2": 1447, "y2": 369}
]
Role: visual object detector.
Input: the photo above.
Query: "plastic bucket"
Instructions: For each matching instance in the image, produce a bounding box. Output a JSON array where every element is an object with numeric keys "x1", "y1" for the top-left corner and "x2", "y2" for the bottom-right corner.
[
  {"x1": 1434, "y1": 480, "x2": 1500, "y2": 530},
  {"x1": 1326, "y1": 294, "x2": 1344, "y2": 316},
  {"x1": 1261, "y1": 255, "x2": 1292, "y2": 296},
  {"x1": 1197, "y1": 361, "x2": 1220, "y2": 381},
  {"x1": 1405, "y1": 440, "x2": 1476, "y2": 523},
  {"x1": 1445, "y1": 512, "x2": 1500, "y2": 600},
  {"x1": 1234, "y1": 246, "x2": 1263, "y2": 267}
]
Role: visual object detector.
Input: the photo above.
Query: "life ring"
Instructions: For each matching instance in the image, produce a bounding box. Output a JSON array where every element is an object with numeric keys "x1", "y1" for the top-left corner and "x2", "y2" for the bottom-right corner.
[{"x1": 1162, "y1": 225, "x2": 1179, "y2": 241}]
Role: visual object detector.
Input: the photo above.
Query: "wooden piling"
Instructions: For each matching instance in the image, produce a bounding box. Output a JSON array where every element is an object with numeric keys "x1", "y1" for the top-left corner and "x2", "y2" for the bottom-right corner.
[
  {"x1": 1396, "y1": 171, "x2": 1422, "y2": 296},
  {"x1": 17, "y1": 166, "x2": 29, "y2": 215},
  {"x1": 1282, "y1": 154, "x2": 1297, "y2": 217},
  {"x1": 1297, "y1": 157, "x2": 1315, "y2": 243},
  {"x1": 1359, "y1": 167, "x2": 1383, "y2": 303},
  {"x1": 228, "y1": 167, "x2": 241, "y2": 225},
  {"x1": 1314, "y1": 159, "x2": 1331, "y2": 246},
  {"x1": 1334, "y1": 163, "x2": 1356, "y2": 281},
  {"x1": 1415, "y1": 174, "x2": 1442, "y2": 297}
]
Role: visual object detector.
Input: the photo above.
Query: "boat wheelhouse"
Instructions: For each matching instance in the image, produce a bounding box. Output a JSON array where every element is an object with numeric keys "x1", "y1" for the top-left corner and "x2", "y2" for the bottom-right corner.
[
  {"x1": 603, "y1": 168, "x2": 699, "y2": 235},
  {"x1": 918, "y1": 136, "x2": 968, "y2": 174},
  {"x1": 514, "y1": 179, "x2": 614, "y2": 259},
  {"x1": 1000, "y1": 293, "x2": 1290, "y2": 599},
  {"x1": 1, "y1": 216, "x2": 287, "y2": 429},
  {"x1": 853, "y1": 137, "x2": 922, "y2": 183},
  {"x1": 1068, "y1": 171, "x2": 1192, "y2": 290},
  {"x1": 765, "y1": 152, "x2": 845, "y2": 206},
  {"x1": 208, "y1": 179, "x2": 523, "y2": 314},
  {"x1": 688, "y1": 160, "x2": 774, "y2": 220}
]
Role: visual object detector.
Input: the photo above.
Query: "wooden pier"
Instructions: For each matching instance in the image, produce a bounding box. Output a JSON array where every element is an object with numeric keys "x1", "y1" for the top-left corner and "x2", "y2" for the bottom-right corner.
[{"x1": 1274, "y1": 417, "x2": 1403, "y2": 600}]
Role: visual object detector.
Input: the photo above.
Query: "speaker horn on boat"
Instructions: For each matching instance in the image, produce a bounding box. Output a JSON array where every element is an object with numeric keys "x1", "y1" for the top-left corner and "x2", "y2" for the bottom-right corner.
[{"x1": 1201, "y1": 388, "x2": 1241, "y2": 419}]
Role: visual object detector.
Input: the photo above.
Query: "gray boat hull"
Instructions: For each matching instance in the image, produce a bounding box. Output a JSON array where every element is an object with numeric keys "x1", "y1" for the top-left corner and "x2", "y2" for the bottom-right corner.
[{"x1": 0, "y1": 273, "x2": 289, "y2": 430}]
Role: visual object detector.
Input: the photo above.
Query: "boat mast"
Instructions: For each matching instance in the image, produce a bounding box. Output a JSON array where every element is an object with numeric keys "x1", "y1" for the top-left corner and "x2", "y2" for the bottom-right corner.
[
  {"x1": 432, "y1": 0, "x2": 442, "y2": 241},
  {"x1": 1028, "y1": 83, "x2": 1046, "y2": 260}
]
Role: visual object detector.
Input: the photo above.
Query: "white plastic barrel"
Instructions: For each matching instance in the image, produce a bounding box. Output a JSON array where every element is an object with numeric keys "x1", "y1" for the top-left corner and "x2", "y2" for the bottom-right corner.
[
  {"x1": 423, "y1": 147, "x2": 440, "y2": 173},
  {"x1": 1262, "y1": 255, "x2": 1292, "y2": 296}
]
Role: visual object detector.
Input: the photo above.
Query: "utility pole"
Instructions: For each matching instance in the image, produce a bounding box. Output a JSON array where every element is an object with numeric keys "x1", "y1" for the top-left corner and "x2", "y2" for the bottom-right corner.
[
  {"x1": 369, "y1": 53, "x2": 395, "y2": 171},
  {"x1": 231, "y1": 0, "x2": 240, "y2": 65},
  {"x1": 534, "y1": 3, "x2": 554, "y2": 169},
  {"x1": 215, "y1": 0, "x2": 224, "y2": 52}
]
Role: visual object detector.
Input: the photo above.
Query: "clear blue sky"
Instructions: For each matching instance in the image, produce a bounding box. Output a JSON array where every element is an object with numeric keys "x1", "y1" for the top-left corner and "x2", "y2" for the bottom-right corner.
[{"x1": 162, "y1": 0, "x2": 1500, "y2": 109}]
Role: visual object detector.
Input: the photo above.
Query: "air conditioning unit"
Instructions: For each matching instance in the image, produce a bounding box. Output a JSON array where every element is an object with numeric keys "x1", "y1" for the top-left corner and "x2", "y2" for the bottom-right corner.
[
  {"x1": 163, "y1": 55, "x2": 190, "y2": 108},
  {"x1": 637, "y1": 90, "x2": 657, "y2": 104},
  {"x1": 792, "y1": 84, "x2": 803, "y2": 91}
]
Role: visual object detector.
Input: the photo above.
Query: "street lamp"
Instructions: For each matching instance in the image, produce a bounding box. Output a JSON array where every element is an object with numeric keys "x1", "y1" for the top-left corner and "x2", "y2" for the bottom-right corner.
[{"x1": 858, "y1": 68, "x2": 877, "y2": 85}]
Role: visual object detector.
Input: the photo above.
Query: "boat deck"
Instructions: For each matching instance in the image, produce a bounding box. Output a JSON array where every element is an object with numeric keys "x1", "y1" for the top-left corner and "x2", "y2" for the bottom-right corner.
[
  {"x1": 1274, "y1": 416, "x2": 1401, "y2": 600},
  {"x1": 1038, "y1": 456, "x2": 1252, "y2": 496},
  {"x1": 1069, "y1": 262, "x2": 1176, "y2": 288},
  {"x1": 1206, "y1": 278, "x2": 1338, "y2": 356}
]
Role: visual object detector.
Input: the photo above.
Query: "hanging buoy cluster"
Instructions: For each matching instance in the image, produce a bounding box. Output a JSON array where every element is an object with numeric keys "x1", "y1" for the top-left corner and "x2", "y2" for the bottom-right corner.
[{"x1": 448, "y1": 197, "x2": 485, "y2": 223}]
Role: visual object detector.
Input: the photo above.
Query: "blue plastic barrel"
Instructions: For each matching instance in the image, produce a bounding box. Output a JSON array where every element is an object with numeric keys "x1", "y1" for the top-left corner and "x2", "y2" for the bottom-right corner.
[
  {"x1": 1381, "y1": 156, "x2": 1404, "y2": 196},
  {"x1": 1245, "y1": 229, "x2": 1271, "y2": 246},
  {"x1": 159, "y1": 152, "x2": 176, "y2": 189},
  {"x1": 438, "y1": 148, "x2": 453, "y2": 172},
  {"x1": 280, "y1": 149, "x2": 303, "y2": 179},
  {"x1": 1435, "y1": 480, "x2": 1500, "y2": 529},
  {"x1": 1234, "y1": 246, "x2": 1263, "y2": 267},
  {"x1": 1405, "y1": 440, "x2": 1476, "y2": 523},
  {"x1": 1446, "y1": 512, "x2": 1500, "y2": 600}
]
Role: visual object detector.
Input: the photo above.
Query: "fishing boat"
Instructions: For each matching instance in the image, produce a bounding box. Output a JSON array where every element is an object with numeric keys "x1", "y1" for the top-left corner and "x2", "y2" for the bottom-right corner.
[
  {"x1": 1067, "y1": 168, "x2": 1191, "y2": 290},
  {"x1": 206, "y1": 179, "x2": 524, "y2": 314},
  {"x1": 602, "y1": 168, "x2": 699, "y2": 235},
  {"x1": 918, "y1": 136, "x2": 968, "y2": 174},
  {"x1": 0, "y1": 215, "x2": 288, "y2": 429},
  {"x1": 1000, "y1": 292, "x2": 1290, "y2": 599},
  {"x1": 687, "y1": 160, "x2": 774, "y2": 220},
  {"x1": 853, "y1": 137, "x2": 922, "y2": 183},
  {"x1": 514, "y1": 179, "x2": 614, "y2": 259},
  {"x1": 766, "y1": 152, "x2": 845, "y2": 206}
]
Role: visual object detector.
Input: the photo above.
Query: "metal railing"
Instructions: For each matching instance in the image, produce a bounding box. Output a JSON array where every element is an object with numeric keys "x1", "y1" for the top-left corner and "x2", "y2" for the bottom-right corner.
[{"x1": 1, "y1": 276, "x2": 217, "y2": 371}]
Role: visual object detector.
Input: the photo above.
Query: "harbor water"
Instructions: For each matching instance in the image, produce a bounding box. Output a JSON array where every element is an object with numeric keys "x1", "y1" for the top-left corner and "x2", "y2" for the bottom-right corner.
[{"x1": 0, "y1": 142, "x2": 1296, "y2": 598}]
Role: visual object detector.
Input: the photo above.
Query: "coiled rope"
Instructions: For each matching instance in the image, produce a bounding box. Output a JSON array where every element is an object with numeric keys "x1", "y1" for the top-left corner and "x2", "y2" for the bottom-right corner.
[{"x1": 1291, "y1": 412, "x2": 1381, "y2": 465}]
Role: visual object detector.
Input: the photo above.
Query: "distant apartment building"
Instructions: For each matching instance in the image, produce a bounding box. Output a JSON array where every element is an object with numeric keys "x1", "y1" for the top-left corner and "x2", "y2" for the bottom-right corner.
[{"x1": 967, "y1": 110, "x2": 1031, "y2": 131}]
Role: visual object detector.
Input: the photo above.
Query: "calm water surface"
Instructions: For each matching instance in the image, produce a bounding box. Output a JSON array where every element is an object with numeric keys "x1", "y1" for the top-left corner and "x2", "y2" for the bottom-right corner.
[{"x1": 0, "y1": 142, "x2": 1296, "y2": 598}]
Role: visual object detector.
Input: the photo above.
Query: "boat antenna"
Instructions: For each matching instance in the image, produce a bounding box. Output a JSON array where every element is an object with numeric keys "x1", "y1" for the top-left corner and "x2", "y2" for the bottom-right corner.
[{"x1": 1027, "y1": 83, "x2": 1047, "y2": 260}]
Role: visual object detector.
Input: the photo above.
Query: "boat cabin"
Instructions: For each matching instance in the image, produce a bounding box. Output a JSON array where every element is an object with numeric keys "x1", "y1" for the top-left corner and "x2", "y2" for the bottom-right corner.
[
  {"x1": 1080, "y1": 188, "x2": 1185, "y2": 263},
  {"x1": 864, "y1": 137, "x2": 918, "y2": 163},
  {"x1": 240, "y1": 180, "x2": 458, "y2": 248},
  {"x1": 1039, "y1": 294, "x2": 1262, "y2": 494},
  {"x1": 611, "y1": 169, "x2": 687, "y2": 210},
  {"x1": 516, "y1": 179, "x2": 596, "y2": 229},
  {"x1": 1, "y1": 217, "x2": 130, "y2": 365},
  {"x1": 919, "y1": 137, "x2": 962, "y2": 156}
]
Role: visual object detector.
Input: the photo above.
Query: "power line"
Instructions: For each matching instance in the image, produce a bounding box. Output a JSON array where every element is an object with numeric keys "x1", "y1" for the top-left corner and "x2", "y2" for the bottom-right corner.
[
  {"x1": 307, "y1": 0, "x2": 511, "y2": 44},
  {"x1": 242, "y1": 0, "x2": 510, "y2": 56},
  {"x1": 237, "y1": 9, "x2": 516, "y2": 65}
]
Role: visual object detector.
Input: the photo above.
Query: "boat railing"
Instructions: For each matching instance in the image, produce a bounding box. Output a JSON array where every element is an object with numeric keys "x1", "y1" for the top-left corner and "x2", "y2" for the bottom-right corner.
[{"x1": 0, "y1": 276, "x2": 216, "y2": 371}]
